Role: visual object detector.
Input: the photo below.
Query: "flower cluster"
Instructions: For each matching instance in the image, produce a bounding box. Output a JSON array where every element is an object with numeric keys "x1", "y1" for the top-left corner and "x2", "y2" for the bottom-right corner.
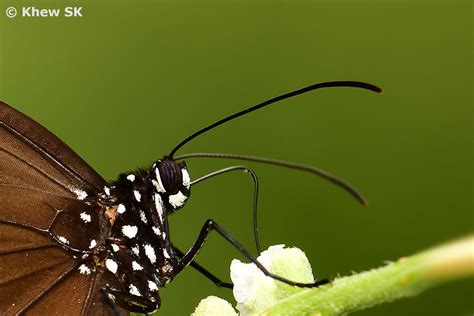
[{"x1": 192, "y1": 245, "x2": 316, "y2": 316}]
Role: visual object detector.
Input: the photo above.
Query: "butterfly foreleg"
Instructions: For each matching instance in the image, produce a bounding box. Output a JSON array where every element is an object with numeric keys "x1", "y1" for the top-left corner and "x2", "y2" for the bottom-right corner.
[
  {"x1": 100, "y1": 285, "x2": 160, "y2": 314},
  {"x1": 172, "y1": 244, "x2": 233, "y2": 289},
  {"x1": 190, "y1": 165, "x2": 262, "y2": 253},
  {"x1": 175, "y1": 220, "x2": 326, "y2": 288}
]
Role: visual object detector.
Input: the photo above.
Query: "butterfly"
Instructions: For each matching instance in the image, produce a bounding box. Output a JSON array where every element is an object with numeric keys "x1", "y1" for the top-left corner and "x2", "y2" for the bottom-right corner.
[{"x1": 0, "y1": 81, "x2": 381, "y2": 315}]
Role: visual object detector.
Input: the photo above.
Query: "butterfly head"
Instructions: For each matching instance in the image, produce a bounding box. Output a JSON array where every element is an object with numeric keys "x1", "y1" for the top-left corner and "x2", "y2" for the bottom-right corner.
[{"x1": 150, "y1": 158, "x2": 191, "y2": 211}]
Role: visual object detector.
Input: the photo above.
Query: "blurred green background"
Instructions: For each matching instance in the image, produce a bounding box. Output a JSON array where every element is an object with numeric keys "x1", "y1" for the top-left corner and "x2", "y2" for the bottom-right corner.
[{"x1": 0, "y1": 0, "x2": 472, "y2": 315}]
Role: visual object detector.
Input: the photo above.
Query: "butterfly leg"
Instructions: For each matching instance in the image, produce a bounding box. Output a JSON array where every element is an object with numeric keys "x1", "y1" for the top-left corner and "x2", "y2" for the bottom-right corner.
[
  {"x1": 172, "y1": 244, "x2": 233, "y2": 289},
  {"x1": 191, "y1": 165, "x2": 262, "y2": 254},
  {"x1": 100, "y1": 286, "x2": 160, "y2": 314},
  {"x1": 100, "y1": 288, "x2": 130, "y2": 316},
  {"x1": 175, "y1": 220, "x2": 328, "y2": 288}
]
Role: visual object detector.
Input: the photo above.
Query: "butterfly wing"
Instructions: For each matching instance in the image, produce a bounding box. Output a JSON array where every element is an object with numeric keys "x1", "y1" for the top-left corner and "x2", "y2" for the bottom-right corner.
[
  {"x1": 0, "y1": 101, "x2": 128, "y2": 315},
  {"x1": 0, "y1": 101, "x2": 106, "y2": 192}
]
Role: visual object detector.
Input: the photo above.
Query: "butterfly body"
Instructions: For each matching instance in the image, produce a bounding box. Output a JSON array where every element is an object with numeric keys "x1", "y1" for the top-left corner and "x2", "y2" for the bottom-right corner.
[{"x1": 88, "y1": 160, "x2": 191, "y2": 313}]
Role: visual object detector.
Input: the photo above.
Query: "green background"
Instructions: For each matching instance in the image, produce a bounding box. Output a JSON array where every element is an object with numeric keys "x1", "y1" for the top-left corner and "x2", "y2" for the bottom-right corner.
[{"x1": 0, "y1": 0, "x2": 472, "y2": 315}]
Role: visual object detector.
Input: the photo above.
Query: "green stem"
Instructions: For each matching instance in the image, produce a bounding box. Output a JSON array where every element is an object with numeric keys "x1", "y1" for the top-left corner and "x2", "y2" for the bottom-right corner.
[{"x1": 261, "y1": 235, "x2": 474, "y2": 316}]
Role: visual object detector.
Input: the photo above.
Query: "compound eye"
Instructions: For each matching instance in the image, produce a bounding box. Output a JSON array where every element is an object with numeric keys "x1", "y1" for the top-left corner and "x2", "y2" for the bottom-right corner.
[
  {"x1": 152, "y1": 160, "x2": 191, "y2": 194},
  {"x1": 153, "y1": 160, "x2": 180, "y2": 194},
  {"x1": 152, "y1": 166, "x2": 167, "y2": 194},
  {"x1": 151, "y1": 159, "x2": 191, "y2": 210}
]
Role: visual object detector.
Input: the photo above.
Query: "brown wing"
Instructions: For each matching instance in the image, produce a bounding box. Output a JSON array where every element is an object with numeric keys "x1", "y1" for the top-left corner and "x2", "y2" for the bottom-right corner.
[
  {"x1": 0, "y1": 224, "x2": 78, "y2": 314},
  {"x1": 0, "y1": 102, "x2": 128, "y2": 315},
  {"x1": 0, "y1": 101, "x2": 106, "y2": 192},
  {"x1": 0, "y1": 225, "x2": 127, "y2": 315}
]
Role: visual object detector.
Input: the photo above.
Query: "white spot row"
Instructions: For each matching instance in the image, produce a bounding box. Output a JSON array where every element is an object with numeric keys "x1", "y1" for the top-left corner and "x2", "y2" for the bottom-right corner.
[{"x1": 127, "y1": 174, "x2": 136, "y2": 182}]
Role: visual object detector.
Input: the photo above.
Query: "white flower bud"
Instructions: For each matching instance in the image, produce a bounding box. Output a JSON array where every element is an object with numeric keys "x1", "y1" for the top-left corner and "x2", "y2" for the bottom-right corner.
[
  {"x1": 192, "y1": 295, "x2": 238, "y2": 316},
  {"x1": 231, "y1": 244, "x2": 315, "y2": 315}
]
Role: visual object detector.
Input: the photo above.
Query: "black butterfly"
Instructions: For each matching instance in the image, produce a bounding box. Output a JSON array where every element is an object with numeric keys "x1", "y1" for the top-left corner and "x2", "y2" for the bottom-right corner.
[{"x1": 0, "y1": 81, "x2": 381, "y2": 315}]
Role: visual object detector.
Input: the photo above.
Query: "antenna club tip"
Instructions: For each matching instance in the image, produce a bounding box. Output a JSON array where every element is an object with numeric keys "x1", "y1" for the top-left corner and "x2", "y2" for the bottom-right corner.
[
  {"x1": 365, "y1": 84, "x2": 382, "y2": 93},
  {"x1": 354, "y1": 193, "x2": 368, "y2": 206}
]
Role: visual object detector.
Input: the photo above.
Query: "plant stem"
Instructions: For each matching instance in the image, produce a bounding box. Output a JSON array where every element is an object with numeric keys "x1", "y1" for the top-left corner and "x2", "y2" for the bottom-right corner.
[{"x1": 261, "y1": 235, "x2": 474, "y2": 316}]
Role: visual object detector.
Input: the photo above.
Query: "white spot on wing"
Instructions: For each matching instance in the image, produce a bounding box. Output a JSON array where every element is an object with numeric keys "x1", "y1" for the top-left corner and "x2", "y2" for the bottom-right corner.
[
  {"x1": 105, "y1": 259, "x2": 118, "y2": 274},
  {"x1": 129, "y1": 284, "x2": 141, "y2": 296},
  {"x1": 154, "y1": 168, "x2": 166, "y2": 193},
  {"x1": 78, "y1": 264, "x2": 91, "y2": 275},
  {"x1": 117, "y1": 204, "x2": 126, "y2": 214},
  {"x1": 122, "y1": 225, "x2": 138, "y2": 238},
  {"x1": 144, "y1": 244, "x2": 157, "y2": 264},
  {"x1": 154, "y1": 193, "x2": 165, "y2": 219},
  {"x1": 104, "y1": 186, "x2": 111, "y2": 196},
  {"x1": 111, "y1": 244, "x2": 120, "y2": 252},
  {"x1": 182, "y1": 168, "x2": 191, "y2": 189},
  {"x1": 58, "y1": 236, "x2": 69, "y2": 245},
  {"x1": 169, "y1": 191, "x2": 188, "y2": 208},
  {"x1": 89, "y1": 239, "x2": 97, "y2": 249},
  {"x1": 139, "y1": 209, "x2": 148, "y2": 224},
  {"x1": 132, "y1": 261, "x2": 143, "y2": 271},
  {"x1": 80, "y1": 212, "x2": 91, "y2": 223},
  {"x1": 72, "y1": 188, "x2": 88, "y2": 200},
  {"x1": 133, "y1": 190, "x2": 141, "y2": 202},
  {"x1": 148, "y1": 280, "x2": 158, "y2": 291},
  {"x1": 127, "y1": 174, "x2": 136, "y2": 182},
  {"x1": 163, "y1": 248, "x2": 170, "y2": 259}
]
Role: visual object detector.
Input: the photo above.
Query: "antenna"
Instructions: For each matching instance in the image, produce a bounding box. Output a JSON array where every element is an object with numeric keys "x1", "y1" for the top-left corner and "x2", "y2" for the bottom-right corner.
[
  {"x1": 175, "y1": 152, "x2": 368, "y2": 205},
  {"x1": 169, "y1": 81, "x2": 382, "y2": 157}
]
